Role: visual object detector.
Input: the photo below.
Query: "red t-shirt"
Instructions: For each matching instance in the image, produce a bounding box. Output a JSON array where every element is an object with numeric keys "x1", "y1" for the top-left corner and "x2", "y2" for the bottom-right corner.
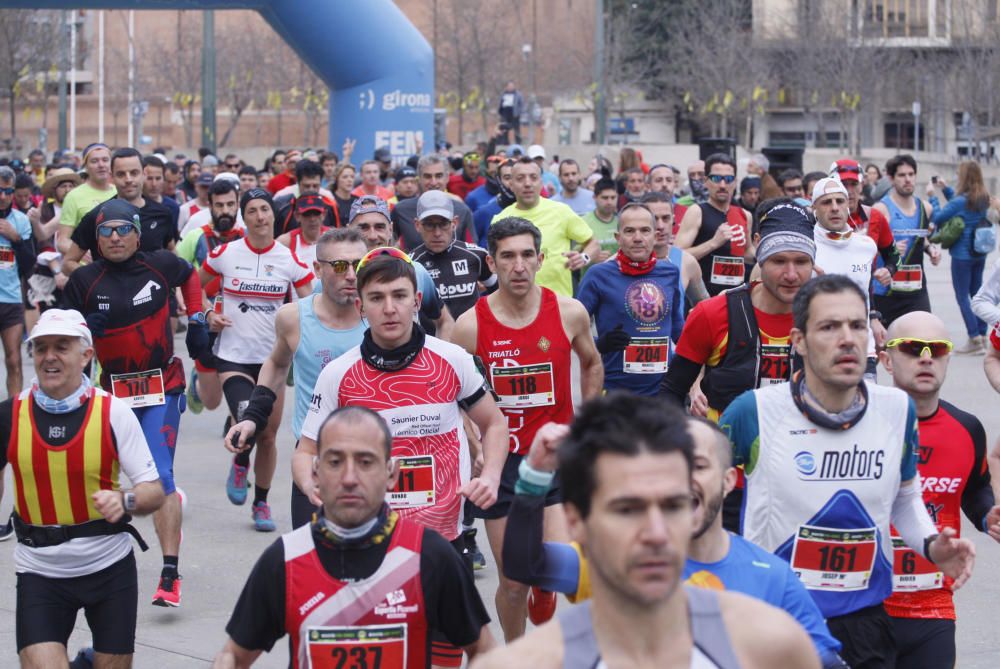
[
  {"x1": 267, "y1": 172, "x2": 295, "y2": 195},
  {"x1": 673, "y1": 284, "x2": 793, "y2": 419},
  {"x1": 447, "y1": 174, "x2": 485, "y2": 201},
  {"x1": 849, "y1": 206, "x2": 895, "y2": 252}
]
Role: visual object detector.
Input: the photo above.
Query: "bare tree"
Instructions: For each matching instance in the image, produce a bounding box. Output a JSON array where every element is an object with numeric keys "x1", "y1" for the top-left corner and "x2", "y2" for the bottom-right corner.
[
  {"x1": 0, "y1": 10, "x2": 63, "y2": 151},
  {"x1": 153, "y1": 11, "x2": 202, "y2": 148}
]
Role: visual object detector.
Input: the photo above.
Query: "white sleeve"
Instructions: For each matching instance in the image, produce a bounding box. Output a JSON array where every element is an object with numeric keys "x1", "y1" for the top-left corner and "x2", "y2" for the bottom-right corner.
[
  {"x1": 891, "y1": 475, "x2": 939, "y2": 558},
  {"x1": 109, "y1": 398, "x2": 159, "y2": 486},
  {"x1": 300, "y1": 362, "x2": 342, "y2": 441},
  {"x1": 972, "y1": 258, "x2": 1000, "y2": 326}
]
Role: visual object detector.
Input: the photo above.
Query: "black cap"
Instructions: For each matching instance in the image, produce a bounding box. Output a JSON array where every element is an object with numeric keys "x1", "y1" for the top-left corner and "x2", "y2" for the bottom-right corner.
[
  {"x1": 95, "y1": 199, "x2": 141, "y2": 231},
  {"x1": 240, "y1": 187, "x2": 275, "y2": 217}
]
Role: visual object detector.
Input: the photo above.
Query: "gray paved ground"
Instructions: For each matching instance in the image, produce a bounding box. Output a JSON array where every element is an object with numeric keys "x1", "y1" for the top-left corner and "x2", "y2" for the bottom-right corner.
[{"x1": 2, "y1": 252, "x2": 1000, "y2": 667}]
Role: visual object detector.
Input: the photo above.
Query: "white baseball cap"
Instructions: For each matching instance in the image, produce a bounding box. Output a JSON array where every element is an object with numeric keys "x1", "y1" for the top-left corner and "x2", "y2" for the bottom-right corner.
[
  {"x1": 527, "y1": 144, "x2": 546, "y2": 159},
  {"x1": 29, "y1": 309, "x2": 92, "y2": 346},
  {"x1": 811, "y1": 177, "x2": 849, "y2": 203}
]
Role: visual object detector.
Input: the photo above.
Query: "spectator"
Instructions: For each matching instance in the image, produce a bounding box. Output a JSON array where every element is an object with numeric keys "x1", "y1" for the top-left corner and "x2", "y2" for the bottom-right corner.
[{"x1": 498, "y1": 80, "x2": 525, "y2": 144}]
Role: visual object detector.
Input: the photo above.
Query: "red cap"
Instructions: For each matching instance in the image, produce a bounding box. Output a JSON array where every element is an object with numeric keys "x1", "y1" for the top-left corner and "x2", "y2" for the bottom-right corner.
[{"x1": 830, "y1": 159, "x2": 862, "y2": 182}]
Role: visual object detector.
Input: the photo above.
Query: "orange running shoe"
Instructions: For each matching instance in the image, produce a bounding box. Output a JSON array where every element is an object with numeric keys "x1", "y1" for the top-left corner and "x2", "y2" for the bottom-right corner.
[{"x1": 527, "y1": 586, "x2": 557, "y2": 625}]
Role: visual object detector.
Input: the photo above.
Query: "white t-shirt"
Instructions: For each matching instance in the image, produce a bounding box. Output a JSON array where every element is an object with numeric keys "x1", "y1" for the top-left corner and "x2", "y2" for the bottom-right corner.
[
  {"x1": 177, "y1": 198, "x2": 206, "y2": 233},
  {"x1": 14, "y1": 389, "x2": 160, "y2": 578},
  {"x1": 203, "y1": 237, "x2": 314, "y2": 363}
]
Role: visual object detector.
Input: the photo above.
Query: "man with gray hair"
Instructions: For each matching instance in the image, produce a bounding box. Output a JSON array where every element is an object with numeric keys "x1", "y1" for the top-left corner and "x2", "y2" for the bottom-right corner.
[
  {"x1": 391, "y1": 154, "x2": 478, "y2": 251},
  {"x1": 0, "y1": 165, "x2": 35, "y2": 396},
  {"x1": 748, "y1": 152, "x2": 783, "y2": 200}
]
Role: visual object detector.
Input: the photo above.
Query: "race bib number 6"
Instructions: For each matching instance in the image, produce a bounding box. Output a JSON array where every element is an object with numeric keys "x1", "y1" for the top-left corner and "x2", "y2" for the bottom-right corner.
[
  {"x1": 388, "y1": 456, "x2": 435, "y2": 509},
  {"x1": 791, "y1": 524, "x2": 878, "y2": 591},
  {"x1": 891, "y1": 536, "x2": 943, "y2": 592},
  {"x1": 624, "y1": 337, "x2": 670, "y2": 374},
  {"x1": 110, "y1": 369, "x2": 166, "y2": 409},
  {"x1": 492, "y1": 363, "x2": 555, "y2": 408},
  {"x1": 306, "y1": 624, "x2": 407, "y2": 669}
]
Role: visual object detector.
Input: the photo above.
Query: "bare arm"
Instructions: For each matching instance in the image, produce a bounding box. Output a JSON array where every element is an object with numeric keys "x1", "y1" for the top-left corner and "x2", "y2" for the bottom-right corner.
[
  {"x1": 681, "y1": 250, "x2": 709, "y2": 304},
  {"x1": 92, "y1": 479, "x2": 165, "y2": 523},
  {"x1": 463, "y1": 393, "x2": 508, "y2": 509},
  {"x1": 211, "y1": 639, "x2": 263, "y2": 669},
  {"x1": 722, "y1": 592, "x2": 821, "y2": 669},
  {"x1": 256, "y1": 304, "x2": 298, "y2": 392},
  {"x1": 434, "y1": 304, "x2": 456, "y2": 342},
  {"x1": 562, "y1": 296, "x2": 603, "y2": 399},
  {"x1": 293, "y1": 436, "x2": 318, "y2": 503},
  {"x1": 56, "y1": 224, "x2": 75, "y2": 255},
  {"x1": 451, "y1": 309, "x2": 478, "y2": 355},
  {"x1": 673, "y1": 205, "x2": 702, "y2": 250},
  {"x1": 60, "y1": 241, "x2": 85, "y2": 276},
  {"x1": 294, "y1": 282, "x2": 314, "y2": 299}
]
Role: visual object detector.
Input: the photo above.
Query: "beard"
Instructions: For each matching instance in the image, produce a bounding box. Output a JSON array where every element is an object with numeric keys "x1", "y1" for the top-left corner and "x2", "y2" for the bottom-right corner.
[
  {"x1": 213, "y1": 213, "x2": 236, "y2": 232},
  {"x1": 693, "y1": 487, "x2": 725, "y2": 539}
]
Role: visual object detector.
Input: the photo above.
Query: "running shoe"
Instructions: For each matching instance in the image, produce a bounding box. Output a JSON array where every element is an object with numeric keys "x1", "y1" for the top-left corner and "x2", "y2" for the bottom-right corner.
[
  {"x1": 463, "y1": 527, "x2": 486, "y2": 570},
  {"x1": 152, "y1": 574, "x2": 182, "y2": 607},
  {"x1": 186, "y1": 368, "x2": 203, "y2": 414},
  {"x1": 0, "y1": 514, "x2": 13, "y2": 542},
  {"x1": 527, "y1": 586, "x2": 557, "y2": 625},
  {"x1": 226, "y1": 459, "x2": 249, "y2": 505},
  {"x1": 252, "y1": 501, "x2": 276, "y2": 532}
]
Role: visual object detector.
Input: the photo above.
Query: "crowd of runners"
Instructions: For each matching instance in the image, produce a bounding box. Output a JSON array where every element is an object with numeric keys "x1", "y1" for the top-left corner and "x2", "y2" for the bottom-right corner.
[{"x1": 1, "y1": 136, "x2": 1000, "y2": 669}]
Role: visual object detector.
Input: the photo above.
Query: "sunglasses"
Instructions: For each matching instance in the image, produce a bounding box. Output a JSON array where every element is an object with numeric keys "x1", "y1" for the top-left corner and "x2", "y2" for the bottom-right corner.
[
  {"x1": 97, "y1": 223, "x2": 139, "y2": 238},
  {"x1": 464, "y1": 152, "x2": 481, "y2": 163},
  {"x1": 824, "y1": 229, "x2": 853, "y2": 241},
  {"x1": 0, "y1": 187, "x2": 14, "y2": 196},
  {"x1": 356, "y1": 246, "x2": 413, "y2": 272},
  {"x1": 225, "y1": 163, "x2": 241, "y2": 170},
  {"x1": 707, "y1": 174, "x2": 736, "y2": 184},
  {"x1": 317, "y1": 258, "x2": 362, "y2": 274},
  {"x1": 837, "y1": 166, "x2": 861, "y2": 175},
  {"x1": 419, "y1": 219, "x2": 453, "y2": 230},
  {"x1": 885, "y1": 338, "x2": 953, "y2": 358}
]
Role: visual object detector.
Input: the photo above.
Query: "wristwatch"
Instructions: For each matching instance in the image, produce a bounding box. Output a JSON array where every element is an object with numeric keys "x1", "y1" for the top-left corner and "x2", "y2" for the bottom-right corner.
[
  {"x1": 123, "y1": 491, "x2": 137, "y2": 512},
  {"x1": 579, "y1": 252, "x2": 591, "y2": 266},
  {"x1": 868, "y1": 310, "x2": 883, "y2": 321},
  {"x1": 189, "y1": 312, "x2": 206, "y2": 325}
]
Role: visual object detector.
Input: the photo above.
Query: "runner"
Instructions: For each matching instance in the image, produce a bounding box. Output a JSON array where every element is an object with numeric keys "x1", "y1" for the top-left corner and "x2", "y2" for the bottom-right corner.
[
  {"x1": 57, "y1": 143, "x2": 115, "y2": 253},
  {"x1": 500, "y1": 418, "x2": 849, "y2": 668},
  {"x1": 178, "y1": 172, "x2": 245, "y2": 239},
  {"x1": 642, "y1": 191, "x2": 709, "y2": 307},
  {"x1": 1, "y1": 309, "x2": 164, "y2": 667},
  {"x1": 674, "y1": 153, "x2": 753, "y2": 297},
  {"x1": 411, "y1": 190, "x2": 496, "y2": 319},
  {"x1": 810, "y1": 177, "x2": 885, "y2": 372},
  {"x1": 289, "y1": 247, "x2": 508, "y2": 668},
  {"x1": 277, "y1": 194, "x2": 331, "y2": 290},
  {"x1": 175, "y1": 179, "x2": 245, "y2": 416},
  {"x1": 273, "y1": 159, "x2": 339, "y2": 235},
  {"x1": 64, "y1": 147, "x2": 179, "y2": 275},
  {"x1": 473, "y1": 393, "x2": 820, "y2": 669},
  {"x1": 200, "y1": 188, "x2": 314, "y2": 531},
  {"x1": 224, "y1": 228, "x2": 367, "y2": 528},
  {"x1": 348, "y1": 195, "x2": 454, "y2": 339},
  {"x1": 871, "y1": 154, "x2": 940, "y2": 326},
  {"x1": 0, "y1": 165, "x2": 34, "y2": 397},
  {"x1": 63, "y1": 199, "x2": 211, "y2": 607},
  {"x1": 177, "y1": 173, "x2": 212, "y2": 235},
  {"x1": 720, "y1": 274, "x2": 976, "y2": 668},
  {"x1": 880, "y1": 311, "x2": 1000, "y2": 669},
  {"x1": 577, "y1": 203, "x2": 685, "y2": 396},
  {"x1": 492, "y1": 157, "x2": 598, "y2": 297},
  {"x1": 830, "y1": 158, "x2": 900, "y2": 284},
  {"x1": 580, "y1": 177, "x2": 619, "y2": 263},
  {"x1": 213, "y1": 407, "x2": 496, "y2": 668},
  {"x1": 452, "y1": 217, "x2": 603, "y2": 640},
  {"x1": 472, "y1": 160, "x2": 516, "y2": 244},
  {"x1": 447, "y1": 151, "x2": 485, "y2": 201},
  {"x1": 392, "y1": 154, "x2": 478, "y2": 251}
]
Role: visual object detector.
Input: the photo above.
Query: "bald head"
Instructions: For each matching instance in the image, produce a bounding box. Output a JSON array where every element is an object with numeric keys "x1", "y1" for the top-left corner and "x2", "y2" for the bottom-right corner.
[{"x1": 886, "y1": 311, "x2": 949, "y2": 342}]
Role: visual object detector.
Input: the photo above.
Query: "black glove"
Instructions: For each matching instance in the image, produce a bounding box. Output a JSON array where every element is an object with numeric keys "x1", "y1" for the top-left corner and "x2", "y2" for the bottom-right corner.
[
  {"x1": 596, "y1": 325, "x2": 631, "y2": 354},
  {"x1": 185, "y1": 321, "x2": 210, "y2": 361},
  {"x1": 85, "y1": 312, "x2": 108, "y2": 338}
]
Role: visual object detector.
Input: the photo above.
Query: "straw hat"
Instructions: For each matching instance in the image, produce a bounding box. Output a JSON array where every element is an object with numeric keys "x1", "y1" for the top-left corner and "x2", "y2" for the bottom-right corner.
[{"x1": 41, "y1": 167, "x2": 82, "y2": 200}]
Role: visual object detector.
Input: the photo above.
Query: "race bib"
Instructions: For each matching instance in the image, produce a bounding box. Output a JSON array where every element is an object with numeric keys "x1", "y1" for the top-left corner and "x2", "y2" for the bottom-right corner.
[
  {"x1": 758, "y1": 343, "x2": 791, "y2": 387},
  {"x1": 891, "y1": 264, "x2": 923, "y2": 292},
  {"x1": 791, "y1": 525, "x2": 878, "y2": 591},
  {"x1": 110, "y1": 369, "x2": 165, "y2": 408},
  {"x1": 891, "y1": 536, "x2": 943, "y2": 592},
  {"x1": 0, "y1": 246, "x2": 14, "y2": 270},
  {"x1": 492, "y1": 363, "x2": 555, "y2": 408},
  {"x1": 624, "y1": 337, "x2": 670, "y2": 374},
  {"x1": 710, "y1": 256, "x2": 745, "y2": 286},
  {"x1": 306, "y1": 624, "x2": 407, "y2": 669},
  {"x1": 388, "y1": 456, "x2": 435, "y2": 509}
]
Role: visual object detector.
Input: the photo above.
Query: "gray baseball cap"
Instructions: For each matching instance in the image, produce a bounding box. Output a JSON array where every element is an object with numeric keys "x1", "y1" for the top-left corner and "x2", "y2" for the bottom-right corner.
[{"x1": 416, "y1": 190, "x2": 454, "y2": 221}]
